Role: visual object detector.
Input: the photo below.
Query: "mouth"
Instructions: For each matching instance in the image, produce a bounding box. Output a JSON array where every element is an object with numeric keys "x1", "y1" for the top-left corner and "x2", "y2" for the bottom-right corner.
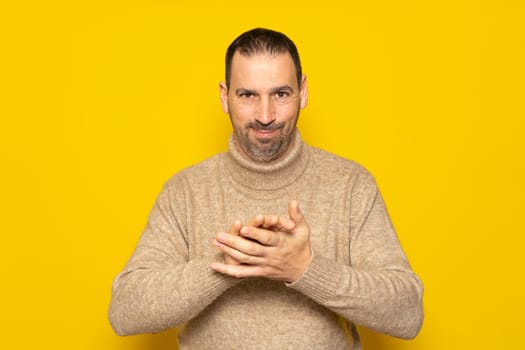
[
  {"x1": 253, "y1": 128, "x2": 279, "y2": 137},
  {"x1": 249, "y1": 123, "x2": 284, "y2": 139},
  {"x1": 251, "y1": 128, "x2": 282, "y2": 144}
]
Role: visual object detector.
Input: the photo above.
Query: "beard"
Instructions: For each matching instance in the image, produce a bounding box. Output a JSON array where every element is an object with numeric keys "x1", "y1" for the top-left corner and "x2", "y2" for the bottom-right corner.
[{"x1": 234, "y1": 120, "x2": 295, "y2": 163}]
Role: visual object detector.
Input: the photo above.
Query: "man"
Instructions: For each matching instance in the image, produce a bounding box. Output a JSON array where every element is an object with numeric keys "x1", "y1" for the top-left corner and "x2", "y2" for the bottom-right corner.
[{"x1": 109, "y1": 28, "x2": 423, "y2": 349}]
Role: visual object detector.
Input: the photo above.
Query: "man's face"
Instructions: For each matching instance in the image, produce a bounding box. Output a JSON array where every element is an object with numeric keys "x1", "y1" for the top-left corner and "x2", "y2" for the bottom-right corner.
[{"x1": 220, "y1": 52, "x2": 308, "y2": 163}]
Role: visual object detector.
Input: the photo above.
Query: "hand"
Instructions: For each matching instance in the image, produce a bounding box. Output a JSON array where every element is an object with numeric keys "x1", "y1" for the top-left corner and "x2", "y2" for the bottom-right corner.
[
  {"x1": 223, "y1": 220, "x2": 242, "y2": 265},
  {"x1": 214, "y1": 215, "x2": 288, "y2": 267},
  {"x1": 211, "y1": 200, "x2": 312, "y2": 283}
]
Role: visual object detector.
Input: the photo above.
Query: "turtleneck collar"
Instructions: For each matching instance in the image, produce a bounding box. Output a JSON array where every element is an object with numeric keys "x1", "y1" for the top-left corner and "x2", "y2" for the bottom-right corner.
[{"x1": 223, "y1": 131, "x2": 310, "y2": 191}]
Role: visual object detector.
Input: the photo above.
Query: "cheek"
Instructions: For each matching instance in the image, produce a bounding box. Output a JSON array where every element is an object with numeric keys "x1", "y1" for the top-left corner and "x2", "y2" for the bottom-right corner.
[
  {"x1": 229, "y1": 108, "x2": 250, "y2": 131},
  {"x1": 230, "y1": 102, "x2": 255, "y2": 120},
  {"x1": 279, "y1": 104, "x2": 300, "y2": 123}
]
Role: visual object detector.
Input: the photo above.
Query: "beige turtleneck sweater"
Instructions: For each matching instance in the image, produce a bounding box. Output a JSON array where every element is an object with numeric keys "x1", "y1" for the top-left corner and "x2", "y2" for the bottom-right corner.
[{"x1": 108, "y1": 133, "x2": 423, "y2": 349}]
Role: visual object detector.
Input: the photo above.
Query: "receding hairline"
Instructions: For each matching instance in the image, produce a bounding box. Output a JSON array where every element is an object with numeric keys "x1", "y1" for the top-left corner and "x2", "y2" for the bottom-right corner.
[
  {"x1": 225, "y1": 28, "x2": 303, "y2": 88},
  {"x1": 228, "y1": 51, "x2": 301, "y2": 90},
  {"x1": 226, "y1": 49, "x2": 302, "y2": 89}
]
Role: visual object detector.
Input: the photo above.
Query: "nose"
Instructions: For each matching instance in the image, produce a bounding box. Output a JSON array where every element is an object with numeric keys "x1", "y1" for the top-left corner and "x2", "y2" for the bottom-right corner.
[{"x1": 256, "y1": 95, "x2": 275, "y2": 125}]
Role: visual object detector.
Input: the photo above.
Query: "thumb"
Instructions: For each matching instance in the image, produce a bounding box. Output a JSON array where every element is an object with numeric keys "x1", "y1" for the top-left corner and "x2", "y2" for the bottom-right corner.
[{"x1": 288, "y1": 200, "x2": 304, "y2": 224}]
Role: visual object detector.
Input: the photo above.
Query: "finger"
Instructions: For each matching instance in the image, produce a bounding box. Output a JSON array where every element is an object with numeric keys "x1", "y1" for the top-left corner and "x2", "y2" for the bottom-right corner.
[
  {"x1": 258, "y1": 215, "x2": 280, "y2": 229},
  {"x1": 245, "y1": 214, "x2": 281, "y2": 229},
  {"x1": 213, "y1": 239, "x2": 264, "y2": 265},
  {"x1": 229, "y1": 220, "x2": 243, "y2": 235},
  {"x1": 214, "y1": 242, "x2": 262, "y2": 265},
  {"x1": 245, "y1": 215, "x2": 264, "y2": 228},
  {"x1": 221, "y1": 233, "x2": 242, "y2": 266},
  {"x1": 211, "y1": 262, "x2": 264, "y2": 279},
  {"x1": 250, "y1": 214, "x2": 294, "y2": 231},
  {"x1": 239, "y1": 226, "x2": 281, "y2": 246},
  {"x1": 215, "y1": 232, "x2": 266, "y2": 257},
  {"x1": 276, "y1": 215, "x2": 295, "y2": 231},
  {"x1": 288, "y1": 199, "x2": 304, "y2": 224}
]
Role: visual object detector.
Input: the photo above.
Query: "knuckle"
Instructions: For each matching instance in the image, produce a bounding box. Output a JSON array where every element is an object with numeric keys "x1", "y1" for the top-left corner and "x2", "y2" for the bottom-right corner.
[
  {"x1": 243, "y1": 255, "x2": 255, "y2": 264},
  {"x1": 246, "y1": 245, "x2": 260, "y2": 256},
  {"x1": 261, "y1": 266, "x2": 275, "y2": 278},
  {"x1": 263, "y1": 235, "x2": 275, "y2": 247}
]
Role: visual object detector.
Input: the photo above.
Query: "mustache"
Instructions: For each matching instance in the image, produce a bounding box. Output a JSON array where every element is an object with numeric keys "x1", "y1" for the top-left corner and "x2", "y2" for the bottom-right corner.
[{"x1": 247, "y1": 121, "x2": 285, "y2": 131}]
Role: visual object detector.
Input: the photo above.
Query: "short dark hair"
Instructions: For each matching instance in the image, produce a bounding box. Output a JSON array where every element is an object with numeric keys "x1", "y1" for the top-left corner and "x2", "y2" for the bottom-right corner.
[{"x1": 225, "y1": 28, "x2": 302, "y2": 88}]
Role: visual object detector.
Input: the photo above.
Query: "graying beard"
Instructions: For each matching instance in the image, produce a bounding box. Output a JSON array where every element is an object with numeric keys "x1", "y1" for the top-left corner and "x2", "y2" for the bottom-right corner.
[{"x1": 242, "y1": 135, "x2": 289, "y2": 163}]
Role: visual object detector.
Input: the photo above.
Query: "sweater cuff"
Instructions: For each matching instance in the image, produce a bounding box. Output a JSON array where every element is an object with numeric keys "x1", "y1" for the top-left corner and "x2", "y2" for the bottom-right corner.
[{"x1": 286, "y1": 251, "x2": 343, "y2": 303}]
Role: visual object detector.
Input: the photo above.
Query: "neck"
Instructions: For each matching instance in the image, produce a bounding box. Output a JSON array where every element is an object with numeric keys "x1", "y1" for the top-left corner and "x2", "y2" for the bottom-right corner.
[
  {"x1": 224, "y1": 130, "x2": 310, "y2": 191},
  {"x1": 233, "y1": 132, "x2": 297, "y2": 166}
]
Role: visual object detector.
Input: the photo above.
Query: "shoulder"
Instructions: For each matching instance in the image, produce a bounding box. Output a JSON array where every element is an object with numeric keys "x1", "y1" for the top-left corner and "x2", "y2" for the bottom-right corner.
[
  {"x1": 307, "y1": 145, "x2": 374, "y2": 181},
  {"x1": 163, "y1": 152, "x2": 225, "y2": 190},
  {"x1": 306, "y1": 146, "x2": 384, "y2": 208}
]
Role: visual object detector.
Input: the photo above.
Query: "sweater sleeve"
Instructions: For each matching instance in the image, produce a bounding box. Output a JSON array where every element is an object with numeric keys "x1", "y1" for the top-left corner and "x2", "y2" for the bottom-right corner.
[
  {"x1": 108, "y1": 176, "x2": 240, "y2": 336},
  {"x1": 288, "y1": 171, "x2": 424, "y2": 339}
]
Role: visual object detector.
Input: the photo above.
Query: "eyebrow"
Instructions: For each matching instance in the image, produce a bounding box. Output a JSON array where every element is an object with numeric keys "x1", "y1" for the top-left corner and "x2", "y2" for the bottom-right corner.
[
  {"x1": 271, "y1": 85, "x2": 294, "y2": 94},
  {"x1": 235, "y1": 88, "x2": 257, "y2": 95},
  {"x1": 234, "y1": 85, "x2": 294, "y2": 95}
]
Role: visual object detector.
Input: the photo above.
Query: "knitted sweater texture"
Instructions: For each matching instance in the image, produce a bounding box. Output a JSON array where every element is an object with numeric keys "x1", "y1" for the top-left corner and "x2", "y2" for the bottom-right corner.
[{"x1": 109, "y1": 133, "x2": 424, "y2": 349}]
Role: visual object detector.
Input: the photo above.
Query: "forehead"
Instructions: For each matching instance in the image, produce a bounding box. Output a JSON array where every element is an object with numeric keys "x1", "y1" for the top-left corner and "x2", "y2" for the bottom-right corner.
[{"x1": 229, "y1": 51, "x2": 298, "y2": 89}]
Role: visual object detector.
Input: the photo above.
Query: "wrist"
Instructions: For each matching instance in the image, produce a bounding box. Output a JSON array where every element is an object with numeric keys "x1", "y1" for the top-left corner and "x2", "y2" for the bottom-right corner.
[{"x1": 288, "y1": 247, "x2": 313, "y2": 283}]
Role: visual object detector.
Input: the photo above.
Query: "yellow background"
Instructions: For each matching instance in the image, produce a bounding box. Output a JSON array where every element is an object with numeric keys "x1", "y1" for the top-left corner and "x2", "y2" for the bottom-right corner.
[{"x1": 1, "y1": 1, "x2": 523, "y2": 349}]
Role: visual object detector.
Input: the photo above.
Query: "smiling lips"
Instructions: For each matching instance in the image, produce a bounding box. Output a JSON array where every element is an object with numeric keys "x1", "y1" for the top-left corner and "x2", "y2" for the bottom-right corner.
[
  {"x1": 249, "y1": 122, "x2": 284, "y2": 139},
  {"x1": 254, "y1": 128, "x2": 278, "y2": 137}
]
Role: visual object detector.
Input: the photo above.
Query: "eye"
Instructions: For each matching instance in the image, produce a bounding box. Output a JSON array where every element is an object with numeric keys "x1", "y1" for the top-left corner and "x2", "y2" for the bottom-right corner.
[
  {"x1": 275, "y1": 90, "x2": 290, "y2": 98},
  {"x1": 238, "y1": 91, "x2": 255, "y2": 98}
]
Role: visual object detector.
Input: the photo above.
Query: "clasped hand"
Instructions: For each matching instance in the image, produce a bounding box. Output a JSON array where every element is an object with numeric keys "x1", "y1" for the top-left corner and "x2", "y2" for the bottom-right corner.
[{"x1": 211, "y1": 200, "x2": 312, "y2": 283}]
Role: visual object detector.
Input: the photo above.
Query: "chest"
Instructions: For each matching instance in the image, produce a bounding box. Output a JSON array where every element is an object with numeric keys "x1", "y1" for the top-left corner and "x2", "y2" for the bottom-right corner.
[{"x1": 183, "y1": 179, "x2": 353, "y2": 264}]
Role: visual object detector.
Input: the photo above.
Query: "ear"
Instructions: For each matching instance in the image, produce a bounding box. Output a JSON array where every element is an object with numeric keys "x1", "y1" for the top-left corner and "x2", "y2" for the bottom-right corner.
[
  {"x1": 299, "y1": 75, "x2": 308, "y2": 109},
  {"x1": 219, "y1": 82, "x2": 229, "y2": 114}
]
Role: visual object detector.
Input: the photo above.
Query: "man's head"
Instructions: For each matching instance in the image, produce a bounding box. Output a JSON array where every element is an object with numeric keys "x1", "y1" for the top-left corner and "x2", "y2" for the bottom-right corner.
[
  {"x1": 220, "y1": 28, "x2": 308, "y2": 164},
  {"x1": 225, "y1": 28, "x2": 303, "y2": 89}
]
